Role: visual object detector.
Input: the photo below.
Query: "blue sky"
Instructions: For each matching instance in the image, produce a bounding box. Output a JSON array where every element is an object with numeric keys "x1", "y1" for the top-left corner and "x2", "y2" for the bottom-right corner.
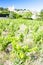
[{"x1": 0, "y1": 0, "x2": 43, "y2": 11}]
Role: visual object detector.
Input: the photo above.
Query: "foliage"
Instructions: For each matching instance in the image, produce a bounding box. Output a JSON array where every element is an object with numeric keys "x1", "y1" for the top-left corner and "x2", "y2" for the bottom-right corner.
[
  {"x1": 0, "y1": 7, "x2": 9, "y2": 14},
  {"x1": 9, "y1": 12, "x2": 22, "y2": 19},
  {"x1": 22, "y1": 11, "x2": 32, "y2": 19},
  {"x1": 40, "y1": 9, "x2": 43, "y2": 20}
]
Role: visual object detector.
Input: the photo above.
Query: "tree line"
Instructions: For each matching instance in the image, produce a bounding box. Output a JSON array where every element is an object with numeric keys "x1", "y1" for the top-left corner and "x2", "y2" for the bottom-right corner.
[{"x1": 0, "y1": 7, "x2": 43, "y2": 20}]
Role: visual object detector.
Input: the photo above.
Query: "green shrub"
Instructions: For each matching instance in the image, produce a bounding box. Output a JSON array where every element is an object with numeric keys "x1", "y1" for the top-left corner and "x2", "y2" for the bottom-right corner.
[{"x1": 9, "y1": 12, "x2": 22, "y2": 19}]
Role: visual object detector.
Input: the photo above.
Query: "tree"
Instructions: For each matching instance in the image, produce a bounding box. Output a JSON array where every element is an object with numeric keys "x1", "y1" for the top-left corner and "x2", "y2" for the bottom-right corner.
[
  {"x1": 0, "y1": 7, "x2": 4, "y2": 10},
  {"x1": 0, "y1": 7, "x2": 10, "y2": 14},
  {"x1": 9, "y1": 11, "x2": 22, "y2": 19},
  {"x1": 40, "y1": 9, "x2": 43, "y2": 20},
  {"x1": 22, "y1": 11, "x2": 32, "y2": 19}
]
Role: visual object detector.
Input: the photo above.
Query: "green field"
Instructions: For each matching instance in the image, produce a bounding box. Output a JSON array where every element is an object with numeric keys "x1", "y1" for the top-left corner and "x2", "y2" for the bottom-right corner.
[{"x1": 0, "y1": 18, "x2": 43, "y2": 65}]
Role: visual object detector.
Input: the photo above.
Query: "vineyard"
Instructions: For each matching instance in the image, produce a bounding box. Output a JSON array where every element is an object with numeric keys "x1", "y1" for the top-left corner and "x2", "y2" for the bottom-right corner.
[{"x1": 0, "y1": 18, "x2": 43, "y2": 65}]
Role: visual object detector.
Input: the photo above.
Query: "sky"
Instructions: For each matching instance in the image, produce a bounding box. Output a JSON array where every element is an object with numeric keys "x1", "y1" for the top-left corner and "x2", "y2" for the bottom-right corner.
[{"x1": 0, "y1": 0, "x2": 43, "y2": 11}]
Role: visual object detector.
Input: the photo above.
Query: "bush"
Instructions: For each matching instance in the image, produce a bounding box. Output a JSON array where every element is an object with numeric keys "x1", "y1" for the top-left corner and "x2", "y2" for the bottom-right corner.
[
  {"x1": 22, "y1": 11, "x2": 32, "y2": 19},
  {"x1": 9, "y1": 12, "x2": 22, "y2": 19}
]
